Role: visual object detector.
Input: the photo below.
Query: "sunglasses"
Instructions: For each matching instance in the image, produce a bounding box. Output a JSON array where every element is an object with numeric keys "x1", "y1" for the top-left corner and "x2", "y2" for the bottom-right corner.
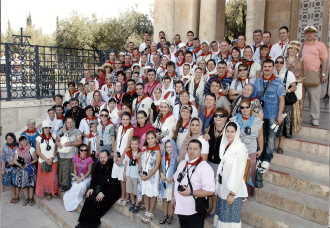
[
  {"x1": 238, "y1": 69, "x2": 247, "y2": 72},
  {"x1": 240, "y1": 106, "x2": 250, "y2": 109},
  {"x1": 214, "y1": 113, "x2": 228, "y2": 118},
  {"x1": 275, "y1": 61, "x2": 284, "y2": 64},
  {"x1": 80, "y1": 149, "x2": 88, "y2": 152},
  {"x1": 100, "y1": 114, "x2": 109, "y2": 117}
]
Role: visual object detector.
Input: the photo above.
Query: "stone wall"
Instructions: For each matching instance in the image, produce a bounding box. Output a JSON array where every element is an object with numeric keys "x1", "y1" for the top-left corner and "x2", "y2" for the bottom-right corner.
[{"x1": 0, "y1": 98, "x2": 53, "y2": 144}]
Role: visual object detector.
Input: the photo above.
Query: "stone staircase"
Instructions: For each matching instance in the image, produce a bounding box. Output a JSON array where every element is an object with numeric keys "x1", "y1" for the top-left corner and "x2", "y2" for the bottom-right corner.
[
  {"x1": 241, "y1": 125, "x2": 329, "y2": 228},
  {"x1": 34, "y1": 124, "x2": 329, "y2": 228}
]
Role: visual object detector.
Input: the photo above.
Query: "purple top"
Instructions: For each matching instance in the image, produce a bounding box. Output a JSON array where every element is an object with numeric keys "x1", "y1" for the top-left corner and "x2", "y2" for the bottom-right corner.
[{"x1": 73, "y1": 154, "x2": 93, "y2": 177}]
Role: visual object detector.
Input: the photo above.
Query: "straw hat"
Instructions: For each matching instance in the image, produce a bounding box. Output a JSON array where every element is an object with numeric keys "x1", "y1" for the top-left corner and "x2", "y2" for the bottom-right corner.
[
  {"x1": 304, "y1": 25, "x2": 318, "y2": 33},
  {"x1": 287, "y1": 40, "x2": 301, "y2": 52}
]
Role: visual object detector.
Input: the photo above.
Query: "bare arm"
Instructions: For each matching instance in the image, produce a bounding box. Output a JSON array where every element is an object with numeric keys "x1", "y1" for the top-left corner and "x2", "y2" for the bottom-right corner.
[
  {"x1": 277, "y1": 96, "x2": 285, "y2": 124},
  {"x1": 257, "y1": 127, "x2": 264, "y2": 157}
]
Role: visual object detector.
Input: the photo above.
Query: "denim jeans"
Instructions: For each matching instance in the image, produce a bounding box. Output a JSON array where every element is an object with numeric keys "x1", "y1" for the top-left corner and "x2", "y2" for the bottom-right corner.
[{"x1": 261, "y1": 119, "x2": 276, "y2": 162}]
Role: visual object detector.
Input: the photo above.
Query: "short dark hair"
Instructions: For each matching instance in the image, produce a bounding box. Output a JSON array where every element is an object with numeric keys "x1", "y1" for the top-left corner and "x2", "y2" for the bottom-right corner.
[
  {"x1": 127, "y1": 79, "x2": 136, "y2": 84},
  {"x1": 188, "y1": 139, "x2": 202, "y2": 150},
  {"x1": 174, "y1": 80, "x2": 184, "y2": 87},
  {"x1": 253, "y1": 29, "x2": 263, "y2": 34},
  {"x1": 166, "y1": 61, "x2": 175, "y2": 68},
  {"x1": 53, "y1": 94, "x2": 63, "y2": 100},
  {"x1": 136, "y1": 82, "x2": 144, "y2": 88},
  {"x1": 260, "y1": 44, "x2": 270, "y2": 50},
  {"x1": 226, "y1": 121, "x2": 238, "y2": 131},
  {"x1": 100, "y1": 109, "x2": 109, "y2": 114},
  {"x1": 263, "y1": 58, "x2": 275, "y2": 66},
  {"x1": 121, "y1": 111, "x2": 131, "y2": 119},
  {"x1": 147, "y1": 69, "x2": 156, "y2": 74},
  {"x1": 68, "y1": 81, "x2": 76, "y2": 87},
  {"x1": 218, "y1": 60, "x2": 227, "y2": 66},
  {"x1": 185, "y1": 51, "x2": 193, "y2": 56},
  {"x1": 187, "y1": 30, "x2": 194, "y2": 36},
  {"x1": 205, "y1": 93, "x2": 217, "y2": 100},
  {"x1": 279, "y1": 26, "x2": 289, "y2": 32},
  {"x1": 263, "y1": 31, "x2": 272, "y2": 36}
]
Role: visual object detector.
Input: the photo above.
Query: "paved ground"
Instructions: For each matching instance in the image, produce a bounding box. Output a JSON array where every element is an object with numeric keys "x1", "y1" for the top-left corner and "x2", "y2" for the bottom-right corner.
[{"x1": 0, "y1": 191, "x2": 58, "y2": 228}]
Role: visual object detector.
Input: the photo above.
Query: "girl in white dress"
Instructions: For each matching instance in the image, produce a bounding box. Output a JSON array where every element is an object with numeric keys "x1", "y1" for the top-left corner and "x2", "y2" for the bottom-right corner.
[
  {"x1": 140, "y1": 130, "x2": 161, "y2": 224},
  {"x1": 111, "y1": 112, "x2": 133, "y2": 205}
]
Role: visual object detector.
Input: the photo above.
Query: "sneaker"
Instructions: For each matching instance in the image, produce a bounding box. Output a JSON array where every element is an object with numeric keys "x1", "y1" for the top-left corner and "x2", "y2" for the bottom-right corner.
[
  {"x1": 132, "y1": 205, "x2": 140, "y2": 214},
  {"x1": 29, "y1": 199, "x2": 35, "y2": 206},
  {"x1": 129, "y1": 205, "x2": 135, "y2": 212},
  {"x1": 261, "y1": 161, "x2": 270, "y2": 173},
  {"x1": 312, "y1": 120, "x2": 320, "y2": 126}
]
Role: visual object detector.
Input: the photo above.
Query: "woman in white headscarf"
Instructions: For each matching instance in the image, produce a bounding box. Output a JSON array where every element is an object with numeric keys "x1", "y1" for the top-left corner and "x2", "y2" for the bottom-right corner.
[
  {"x1": 188, "y1": 67, "x2": 206, "y2": 107},
  {"x1": 215, "y1": 122, "x2": 248, "y2": 228}
]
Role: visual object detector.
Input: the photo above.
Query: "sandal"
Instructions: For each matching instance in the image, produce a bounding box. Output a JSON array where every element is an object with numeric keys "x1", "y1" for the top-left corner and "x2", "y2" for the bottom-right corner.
[
  {"x1": 167, "y1": 215, "x2": 174, "y2": 224},
  {"x1": 22, "y1": 199, "x2": 29, "y2": 206},
  {"x1": 10, "y1": 198, "x2": 18, "y2": 204},
  {"x1": 29, "y1": 199, "x2": 35, "y2": 206},
  {"x1": 159, "y1": 215, "x2": 168, "y2": 224},
  {"x1": 141, "y1": 212, "x2": 151, "y2": 224}
]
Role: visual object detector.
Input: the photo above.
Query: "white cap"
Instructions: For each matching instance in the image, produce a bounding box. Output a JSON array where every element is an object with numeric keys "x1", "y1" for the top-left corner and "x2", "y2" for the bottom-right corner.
[
  {"x1": 41, "y1": 120, "x2": 52, "y2": 128},
  {"x1": 178, "y1": 42, "x2": 186, "y2": 49}
]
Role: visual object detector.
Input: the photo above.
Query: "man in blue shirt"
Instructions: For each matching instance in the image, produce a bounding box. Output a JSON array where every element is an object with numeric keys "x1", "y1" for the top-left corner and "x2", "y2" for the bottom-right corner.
[{"x1": 253, "y1": 59, "x2": 285, "y2": 170}]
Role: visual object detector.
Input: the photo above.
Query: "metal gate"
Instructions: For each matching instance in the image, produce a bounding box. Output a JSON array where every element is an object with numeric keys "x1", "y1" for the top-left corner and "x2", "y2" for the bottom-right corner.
[{"x1": 0, "y1": 32, "x2": 103, "y2": 100}]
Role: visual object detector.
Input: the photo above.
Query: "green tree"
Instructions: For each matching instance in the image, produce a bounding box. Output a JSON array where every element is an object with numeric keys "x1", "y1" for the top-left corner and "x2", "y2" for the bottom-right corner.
[
  {"x1": 225, "y1": 0, "x2": 247, "y2": 40},
  {"x1": 55, "y1": 10, "x2": 153, "y2": 51}
]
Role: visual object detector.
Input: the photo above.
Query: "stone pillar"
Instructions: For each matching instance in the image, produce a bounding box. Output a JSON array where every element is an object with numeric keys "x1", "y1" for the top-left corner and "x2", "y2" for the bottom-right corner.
[
  {"x1": 153, "y1": 0, "x2": 175, "y2": 42},
  {"x1": 199, "y1": 0, "x2": 225, "y2": 42},
  {"x1": 246, "y1": 0, "x2": 266, "y2": 44},
  {"x1": 174, "y1": 0, "x2": 200, "y2": 42}
]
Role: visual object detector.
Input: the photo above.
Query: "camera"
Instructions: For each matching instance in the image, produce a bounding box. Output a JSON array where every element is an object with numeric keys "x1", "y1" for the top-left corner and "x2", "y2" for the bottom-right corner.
[
  {"x1": 116, "y1": 152, "x2": 121, "y2": 158},
  {"x1": 177, "y1": 184, "x2": 186, "y2": 192},
  {"x1": 17, "y1": 156, "x2": 25, "y2": 167},
  {"x1": 46, "y1": 144, "x2": 52, "y2": 151},
  {"x1": 244, "y1": 127, "x2": 251, "y2": 135},
  {"x1": 142, "y1": 171, "x2": 148, "y2": 176},
  {"x1": 100, "y1": 140, "x2": 104, "y2": 146},
  {"x1": 163, "y1": 182, "x2": 167, "y2": 189},
  {"x1": 129, "y1": 159, "x2": 137, "y2": 166},
  {"x1": 270, "y1": 121, "x2": 279, "y2": 133},
  {"x1": 177, "y1": 172, "x2": 184, "y2": 183},
  {"x1": 218, "y1": 174, "x2": 222, "y2": 184}
]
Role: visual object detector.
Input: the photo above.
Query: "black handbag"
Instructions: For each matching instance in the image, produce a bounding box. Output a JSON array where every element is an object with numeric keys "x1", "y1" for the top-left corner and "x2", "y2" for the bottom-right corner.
[
  {"x1": 187, "y1": 170, "x2": 209, "y2": 217},
  {"x1": 283, "y1": 70, "x2": 297, "y2": 105}
]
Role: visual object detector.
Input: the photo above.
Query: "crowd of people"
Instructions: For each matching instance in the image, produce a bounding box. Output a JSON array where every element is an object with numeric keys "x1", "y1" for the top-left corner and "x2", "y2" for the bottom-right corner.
[{"x1": 1, "y1": 24, "x2": 328, "y2": 228}]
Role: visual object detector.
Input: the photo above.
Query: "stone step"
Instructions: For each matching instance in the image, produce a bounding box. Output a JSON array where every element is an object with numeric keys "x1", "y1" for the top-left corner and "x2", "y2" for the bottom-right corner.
[
  {"x1": 241, "y1": 200, "x2": 325, "y2": 228},
  {"x1": 297, "y1": 125, "x2": 329, "y2": 141},
  {"x1": 265, "y1": 164, "x2": 329, "y2": 200},
  {"x1": 36, "y1": 197, "x2": 142, "y2": 228},
  {"x1": 272, "y1": 150, "x2": 329, "y2": 180},
  {"x1": 255, "y1": 183, "x2": 328, "y2": 225},
  {"x1": 279, "y1": 136, "x2": 329, "y2": 159},
  {"x1": 112, "y1": 201, "x2": 253, "y2": 228}
]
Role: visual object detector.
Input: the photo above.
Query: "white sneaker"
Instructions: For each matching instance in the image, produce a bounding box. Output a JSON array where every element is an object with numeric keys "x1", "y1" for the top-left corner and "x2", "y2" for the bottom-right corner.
[
  {"x1": 261, "y1": 161, "x2": 270, "y2": 173},
  {"x1": 312, "y1": 120, "x2": 320, "y2": 126}
]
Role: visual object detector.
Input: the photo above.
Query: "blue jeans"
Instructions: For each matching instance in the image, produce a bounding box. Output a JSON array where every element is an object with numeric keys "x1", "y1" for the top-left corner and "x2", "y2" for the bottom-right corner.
[{"x1": 261, "y1": 119, "x2": 276, "y2": 162}]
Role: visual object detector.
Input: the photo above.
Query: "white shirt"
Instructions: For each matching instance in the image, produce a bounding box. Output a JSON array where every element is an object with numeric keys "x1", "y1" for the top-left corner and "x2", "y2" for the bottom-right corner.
[
  {"x1": 278, "y1": 69, "x2": 296, "y2": 90},
  {"x1": 270, "y1": 41, "x2": 289, "y2": 61}
]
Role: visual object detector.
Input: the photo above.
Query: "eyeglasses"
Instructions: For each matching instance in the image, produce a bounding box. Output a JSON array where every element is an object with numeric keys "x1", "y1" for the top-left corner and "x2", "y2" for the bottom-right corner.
[
  {"x1": 100, "y1": 114, "x2": 109, "y2": 117},
  {"x1": 275, "y1": 61, "x2": 284, "y2": 64},
  {"x1": 238, "y1": 69, "x2": 247, "y2": 72},
  {"x1": 240, "y1": 106, "x2": 250, "y2": 109},
  {"x1": 80, "y1": 149, "x2": 88, "y2": 152},
  {"x1": 214, "y1": 113, "x2": 228, "y2": 118}
]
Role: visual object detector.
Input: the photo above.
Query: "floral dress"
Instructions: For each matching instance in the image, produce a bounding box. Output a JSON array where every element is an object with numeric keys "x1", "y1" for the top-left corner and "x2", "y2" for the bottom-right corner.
[{"x1": 1, "y1": 144, "x2": 17, "y2": 186}]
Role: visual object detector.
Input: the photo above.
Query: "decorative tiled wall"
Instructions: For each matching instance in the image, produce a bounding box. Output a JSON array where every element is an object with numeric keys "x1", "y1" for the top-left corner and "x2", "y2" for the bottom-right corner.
[{"x1": 297, "y1": 0, "x2": 324, "y2": 41}]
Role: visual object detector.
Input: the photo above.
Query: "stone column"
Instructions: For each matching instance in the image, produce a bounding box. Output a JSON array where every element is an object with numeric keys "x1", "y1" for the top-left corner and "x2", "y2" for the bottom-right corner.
[
  {"x1": 153, "y1": 0, "x2": 175, "y2": 42},
  {"x1": 246, "y1": 0, "x2": 266, "y2": 44},
  {"x1": 174, "y1": 0, "x2": 200, "y2": 42},
  {"x1": 199, "y1": 0, "x2": 225, "y2": 42}
]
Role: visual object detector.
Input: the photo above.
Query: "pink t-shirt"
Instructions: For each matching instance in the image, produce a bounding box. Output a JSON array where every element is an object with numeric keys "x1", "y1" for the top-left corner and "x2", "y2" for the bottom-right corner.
[
  {"x1": 173, "y1": 160, "x2": 215, "y2": 216},
  {"x1": 73, "y1": 155, "x2": 93, "y2": 177},
  {"x1": 302, "y1": 41, "x2": 328, "y2": 72}
]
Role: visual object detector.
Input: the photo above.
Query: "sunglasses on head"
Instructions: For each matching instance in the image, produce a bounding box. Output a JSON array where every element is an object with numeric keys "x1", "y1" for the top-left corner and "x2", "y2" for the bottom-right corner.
[
  {"x1": 214, "y1": 113, "x2": 228, "y2": 118},
  {"x1": 240, "y1": 105, "x2": 250, "y2": 109}
]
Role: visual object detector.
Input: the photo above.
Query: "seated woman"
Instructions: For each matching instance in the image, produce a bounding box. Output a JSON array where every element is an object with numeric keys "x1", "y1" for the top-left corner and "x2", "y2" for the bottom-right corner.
[
  {"x1": 12, "y1": 136, "x2": 37, "y2": 206},
  {"x1": 1, "y1": 133, "x2": 18, "y2": 203},
  {"x1": 63, "y1": 144, "x2": 93, "y2": 211}
]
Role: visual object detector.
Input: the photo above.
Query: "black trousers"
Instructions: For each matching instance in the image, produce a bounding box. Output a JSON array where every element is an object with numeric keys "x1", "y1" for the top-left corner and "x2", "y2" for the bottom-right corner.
[{"x1": 178, "y1": 213, "x2": 204, "y2": 228}]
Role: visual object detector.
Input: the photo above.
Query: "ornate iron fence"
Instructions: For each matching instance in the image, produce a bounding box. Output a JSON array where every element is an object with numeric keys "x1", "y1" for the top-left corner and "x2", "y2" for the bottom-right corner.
[{"x1": 0, "y1": 40, "x2": 103, "y2": 100}]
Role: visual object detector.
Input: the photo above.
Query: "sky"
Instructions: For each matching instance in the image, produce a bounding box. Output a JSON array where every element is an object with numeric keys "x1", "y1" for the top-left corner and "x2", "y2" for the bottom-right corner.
[{"x1": 1, "y1": 0, "x2": 154, "y2": 35}]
